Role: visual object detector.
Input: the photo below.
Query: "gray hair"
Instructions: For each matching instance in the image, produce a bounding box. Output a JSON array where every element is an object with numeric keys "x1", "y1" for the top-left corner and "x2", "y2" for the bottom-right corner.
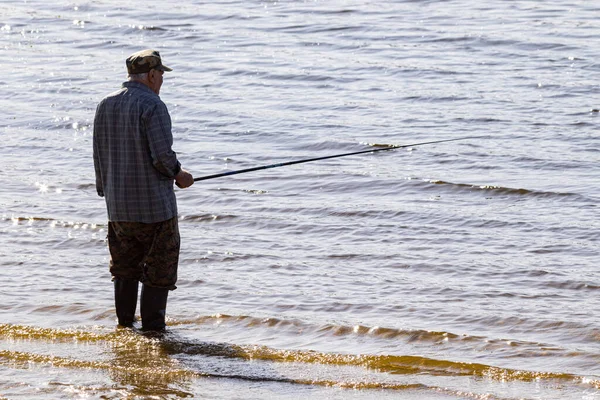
[{"x1": 128, "y1": 72, "x2": 148, "y2": 81}]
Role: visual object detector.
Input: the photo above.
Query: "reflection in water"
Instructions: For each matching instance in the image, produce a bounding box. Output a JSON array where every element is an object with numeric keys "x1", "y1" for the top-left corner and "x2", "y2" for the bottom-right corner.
[
  {"x1": 107, "y1": 329, "x2": 195, "y2": 398},
  {"x1": 1, "y1": 323, "x2": 599, "y2": 398}
]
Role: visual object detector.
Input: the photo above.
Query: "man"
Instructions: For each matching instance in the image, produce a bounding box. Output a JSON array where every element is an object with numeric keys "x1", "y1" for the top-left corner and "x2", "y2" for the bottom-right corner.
[{"x1": 93, "y1": 49, "x2": 194, "y2": 331}]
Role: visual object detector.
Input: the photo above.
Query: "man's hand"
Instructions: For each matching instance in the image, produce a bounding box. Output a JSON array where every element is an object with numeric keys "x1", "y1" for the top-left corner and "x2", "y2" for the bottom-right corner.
[{"x1": 175, "y1": 169, "x2": 194, "y2": 188}]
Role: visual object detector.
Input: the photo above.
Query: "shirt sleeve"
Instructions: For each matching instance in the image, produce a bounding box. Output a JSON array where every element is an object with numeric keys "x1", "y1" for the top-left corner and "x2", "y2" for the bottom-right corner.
[
  {"x1": 93, "y1": 104, "x2": 105, "y2": 197},
  {"x1": 144, "y1": 101, "x2": 181, "y2": 179}
]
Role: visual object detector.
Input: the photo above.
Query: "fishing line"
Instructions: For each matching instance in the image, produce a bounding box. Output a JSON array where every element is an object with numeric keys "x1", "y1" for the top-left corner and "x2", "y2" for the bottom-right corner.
[{"x1": 193, "y1": 136, "x2": 479, "y2": 182}]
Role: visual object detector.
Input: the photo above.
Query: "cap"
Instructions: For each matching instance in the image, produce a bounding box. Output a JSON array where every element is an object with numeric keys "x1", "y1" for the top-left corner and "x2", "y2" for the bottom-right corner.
[{"x1": 126, "y1": 49, "x2": 173, "y2": 75}]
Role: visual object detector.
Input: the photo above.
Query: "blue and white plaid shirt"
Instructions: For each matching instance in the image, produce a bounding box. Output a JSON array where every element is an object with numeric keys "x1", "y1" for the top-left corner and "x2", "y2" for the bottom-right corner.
[{"x1": 93, "y1": 81, "x2": 181, "y2": 223}]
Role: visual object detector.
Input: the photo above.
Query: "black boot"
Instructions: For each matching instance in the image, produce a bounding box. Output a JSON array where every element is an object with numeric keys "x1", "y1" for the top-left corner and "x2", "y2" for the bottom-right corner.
[
  {"x1": 114, "y1": 278, "x2": 139, "y2": 327},
  {"x1": 140, "y1": 285, "x2": 169, "y2": 331}
]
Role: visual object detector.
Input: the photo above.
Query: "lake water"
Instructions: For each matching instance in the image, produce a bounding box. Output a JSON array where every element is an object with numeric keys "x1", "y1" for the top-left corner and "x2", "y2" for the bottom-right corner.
[{"x1": 1, "y1": 0, "x2": 599, "y2": 399}]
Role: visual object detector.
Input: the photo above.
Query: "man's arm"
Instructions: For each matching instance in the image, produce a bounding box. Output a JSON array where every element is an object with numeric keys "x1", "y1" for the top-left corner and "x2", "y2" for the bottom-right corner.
[
  {"x1": 93, "y1": 106, "x2": 105, "y2": 197},
  {"x1": 145, "y1": 102, "x2": 182, "y2": 178},
  {"x1": 145, "y1": 102, "x2": 194, "y2": 188}
]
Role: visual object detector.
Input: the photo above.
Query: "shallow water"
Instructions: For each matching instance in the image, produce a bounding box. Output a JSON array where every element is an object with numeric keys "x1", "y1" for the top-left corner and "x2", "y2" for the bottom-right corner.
[{"x1": 1, "y1": 0, "x2": 599, "y2": 399}]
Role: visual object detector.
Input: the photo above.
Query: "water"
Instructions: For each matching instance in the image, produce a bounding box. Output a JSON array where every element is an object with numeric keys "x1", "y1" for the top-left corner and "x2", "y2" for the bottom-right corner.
[{"x1": 1, "y1": 0, "x2": 599, "y2": 398}]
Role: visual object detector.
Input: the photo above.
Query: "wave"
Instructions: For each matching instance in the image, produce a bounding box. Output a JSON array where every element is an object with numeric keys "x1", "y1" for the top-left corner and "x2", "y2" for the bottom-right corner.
[
  {"x1": 423, "y1": 179, "x2": 589, "y2": 200},
  {"x1": 0, "y1": 348, "x2": 453, "y2": 395},
  {"x1": 172, "y1": 314, "x2": 470, "y2": 344},
  {"x1": 2, "y1": 322, "x2": 600, "y2": 400},
  {"x1": 0, "y1": 215, "x2": 105, "y2": 230},
  {"x1": 171, "y1": 314, "x2": 600, "y2": 360},
  {"x1": 1, "y1": 321, "x2": 596, "y2": 386}
]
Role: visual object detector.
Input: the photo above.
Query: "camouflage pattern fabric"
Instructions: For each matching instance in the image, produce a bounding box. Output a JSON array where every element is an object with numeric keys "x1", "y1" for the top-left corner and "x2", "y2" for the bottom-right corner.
[
  {"x1": 108, "y1": 217, "x2": 180, "y2": 290},
  {"x1": 126, "y1": 49, "x2": 173, "y2": 75}
]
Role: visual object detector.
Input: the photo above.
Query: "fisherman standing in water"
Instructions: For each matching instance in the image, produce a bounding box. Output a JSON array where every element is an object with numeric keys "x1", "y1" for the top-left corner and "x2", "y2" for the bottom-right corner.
[{"x1": 93, "y1": 49, "x2": 194, "y2": 331}]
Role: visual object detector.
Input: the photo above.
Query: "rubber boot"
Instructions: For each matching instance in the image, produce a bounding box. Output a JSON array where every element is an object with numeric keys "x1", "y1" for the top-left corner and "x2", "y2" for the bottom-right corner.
[
  {"x1": 114, "y1": 278, "x2": 139, "y2": 327},
  {"x1": 140, "y1": 285, "x2": 169, "y2": 331}
]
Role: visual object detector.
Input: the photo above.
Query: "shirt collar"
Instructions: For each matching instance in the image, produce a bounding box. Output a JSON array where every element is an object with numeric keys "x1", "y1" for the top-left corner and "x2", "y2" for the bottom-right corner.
[{"x1": 122, "y1": 80, "x2": 157, "y2": 96}]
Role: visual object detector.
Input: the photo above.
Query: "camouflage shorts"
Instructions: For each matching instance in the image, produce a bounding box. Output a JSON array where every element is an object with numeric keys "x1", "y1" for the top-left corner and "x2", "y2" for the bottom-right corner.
[{"x1": 107, "y1": 216, "x2": 180, "y2": 290}]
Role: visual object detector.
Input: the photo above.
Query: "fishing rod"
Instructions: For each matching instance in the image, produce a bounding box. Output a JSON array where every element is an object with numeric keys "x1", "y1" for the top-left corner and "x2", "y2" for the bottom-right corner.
[{"x1": 193, "y1": 136, "x2": 477, "y2": 182}]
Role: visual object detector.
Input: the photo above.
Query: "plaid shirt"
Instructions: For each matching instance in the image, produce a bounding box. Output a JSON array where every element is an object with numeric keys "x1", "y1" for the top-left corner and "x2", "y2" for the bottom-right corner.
[{"x1": 93, "y1": 81, "x2": 181, "y2": 223}]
